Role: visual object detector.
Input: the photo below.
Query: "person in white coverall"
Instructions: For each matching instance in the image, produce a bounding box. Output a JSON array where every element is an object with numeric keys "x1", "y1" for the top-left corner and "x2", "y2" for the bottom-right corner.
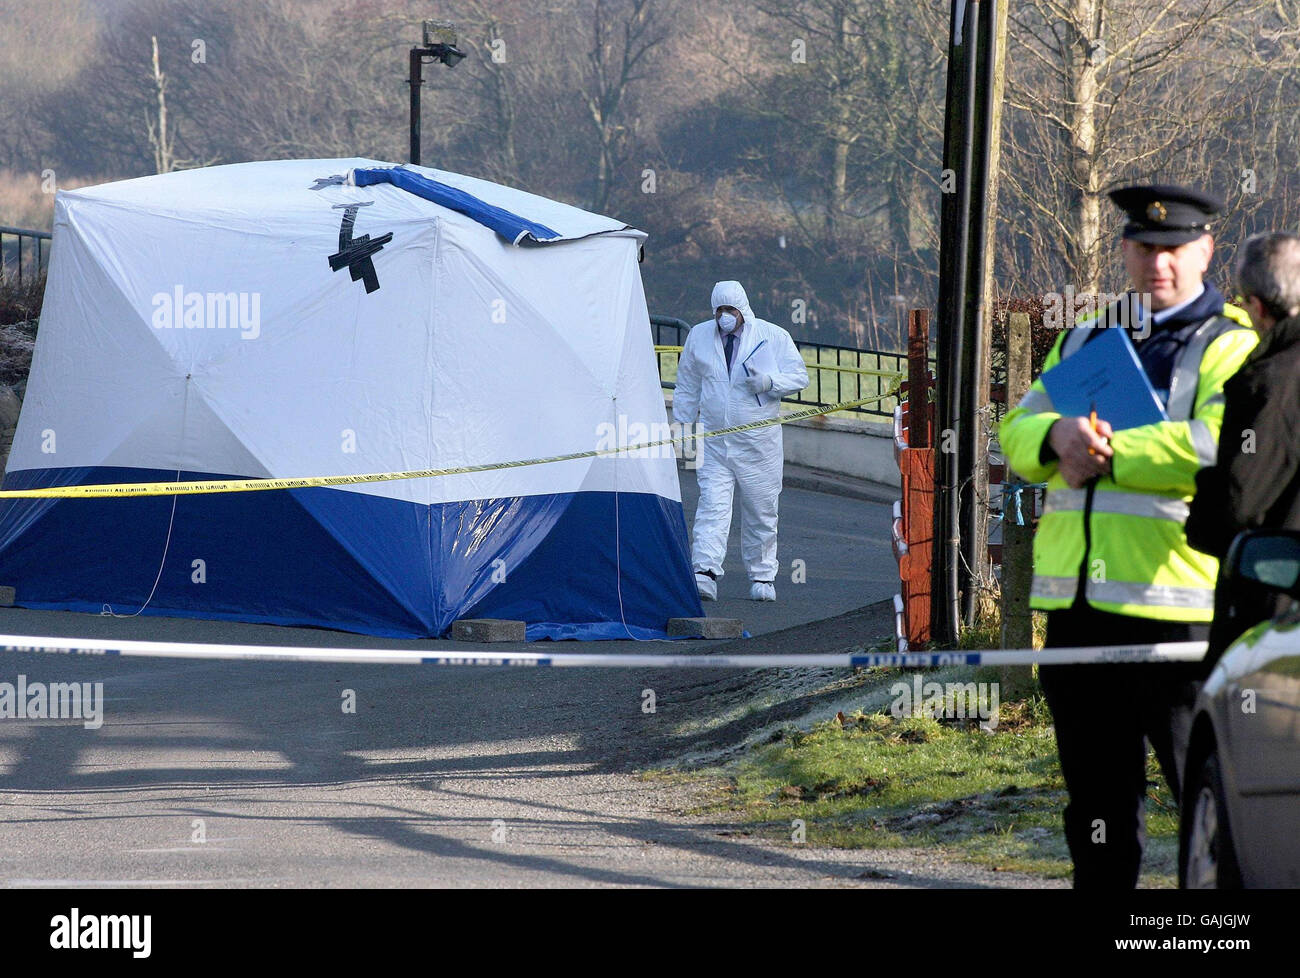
[{"x1": 672, "y1": 281, "x2": 809, "y2": 602}]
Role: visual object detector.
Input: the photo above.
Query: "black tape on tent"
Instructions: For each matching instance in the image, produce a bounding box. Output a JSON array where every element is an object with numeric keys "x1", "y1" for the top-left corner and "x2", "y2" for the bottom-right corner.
[{"x1": 327, "y1": 202, "x2": 393, "y2": 294}]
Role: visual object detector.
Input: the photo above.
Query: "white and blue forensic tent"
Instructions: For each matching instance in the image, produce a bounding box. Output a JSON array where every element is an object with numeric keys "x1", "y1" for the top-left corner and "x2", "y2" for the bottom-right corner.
[{"x1": 0, "y1": 158, "x2": 703, "y2": 639}]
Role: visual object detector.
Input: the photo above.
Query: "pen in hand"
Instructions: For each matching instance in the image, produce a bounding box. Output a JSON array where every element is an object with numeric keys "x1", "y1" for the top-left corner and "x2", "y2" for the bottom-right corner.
[{"x1": 1086, "y1": 401, "x2": 1113, "y2": 484}]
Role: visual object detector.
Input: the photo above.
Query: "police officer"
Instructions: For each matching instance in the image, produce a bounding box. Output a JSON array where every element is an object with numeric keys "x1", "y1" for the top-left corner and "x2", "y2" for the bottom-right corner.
[{"x1": 1000, "y1": 184, "x2": 1258, "y2": 889}]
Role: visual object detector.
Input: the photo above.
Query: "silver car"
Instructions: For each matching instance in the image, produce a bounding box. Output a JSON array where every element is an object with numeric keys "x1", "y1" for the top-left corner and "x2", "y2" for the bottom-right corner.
[{"x1": 1179, "y1": 529, "x2": 1300, "y2": 888}]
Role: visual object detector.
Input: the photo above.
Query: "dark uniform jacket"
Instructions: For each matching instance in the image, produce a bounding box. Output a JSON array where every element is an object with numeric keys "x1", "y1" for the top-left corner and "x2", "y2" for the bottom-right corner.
[
  {"x1": 1185, "y1": 313, "x2": 1300, "y2": 658},
  {"x1": 1186, "y1": 313, "x2": 1300, "y2": 558}
]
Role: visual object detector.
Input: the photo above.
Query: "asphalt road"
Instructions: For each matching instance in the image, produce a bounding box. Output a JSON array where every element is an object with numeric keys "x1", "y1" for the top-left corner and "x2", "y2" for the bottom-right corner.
[{"x1": 0, "y1": 474, "x2": 1060, "y2": 888}]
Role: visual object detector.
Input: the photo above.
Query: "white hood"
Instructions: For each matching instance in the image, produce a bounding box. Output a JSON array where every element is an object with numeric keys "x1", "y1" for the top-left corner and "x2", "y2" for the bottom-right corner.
[{"x1": 710, "y1": 280, "x2": 756, "y2": 324}]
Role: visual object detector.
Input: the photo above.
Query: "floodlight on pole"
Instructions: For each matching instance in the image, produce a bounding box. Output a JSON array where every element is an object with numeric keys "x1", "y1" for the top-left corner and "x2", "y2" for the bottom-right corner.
[{"x1": 408, "y1": 19, "x2": 466, "y2": 165}]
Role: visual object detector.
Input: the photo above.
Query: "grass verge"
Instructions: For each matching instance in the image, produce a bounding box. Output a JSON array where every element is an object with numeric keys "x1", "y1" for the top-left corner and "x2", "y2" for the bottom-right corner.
[{"x1": 664, "y1": 664, "x2": 1180, "y2": 885}]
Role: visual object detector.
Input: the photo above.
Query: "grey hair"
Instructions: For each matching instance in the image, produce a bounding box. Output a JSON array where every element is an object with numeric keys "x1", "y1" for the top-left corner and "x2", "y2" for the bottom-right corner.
[{"x1": 1236, "y1": 231, "x2": 1300, "y2": 321}]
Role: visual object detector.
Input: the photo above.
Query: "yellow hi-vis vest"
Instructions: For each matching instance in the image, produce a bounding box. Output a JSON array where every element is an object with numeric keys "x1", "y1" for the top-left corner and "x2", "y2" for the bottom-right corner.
[{"x1": 999, "y1": 306, "x2": 1257, "y2": 622}]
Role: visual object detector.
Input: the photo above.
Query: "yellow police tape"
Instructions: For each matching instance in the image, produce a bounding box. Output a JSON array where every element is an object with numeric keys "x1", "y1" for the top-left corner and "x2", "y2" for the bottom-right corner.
[{"x1": 0, "y1": 390, "x2": 899, "y2": 499}]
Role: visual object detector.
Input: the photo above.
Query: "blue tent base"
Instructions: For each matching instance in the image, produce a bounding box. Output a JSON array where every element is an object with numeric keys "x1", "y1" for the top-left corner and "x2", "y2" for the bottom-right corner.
[
  {"x1": 526, "y1": 621, "x2": 677, "y2": 642},
  {"x1": 522, "y1": 624, "x2": 753, "y2": 642},
  {"x1": 0, "y1": 466, "x2": 704, "y2": 641}
]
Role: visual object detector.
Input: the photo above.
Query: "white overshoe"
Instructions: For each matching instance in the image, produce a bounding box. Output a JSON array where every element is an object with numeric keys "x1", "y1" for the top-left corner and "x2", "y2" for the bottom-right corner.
[
  {"x1": 696, "y1": 572, "x2": 718, "y2": 601},
  {"x1": 749, "y1": 581, "x2": 776, "y2": 602}
]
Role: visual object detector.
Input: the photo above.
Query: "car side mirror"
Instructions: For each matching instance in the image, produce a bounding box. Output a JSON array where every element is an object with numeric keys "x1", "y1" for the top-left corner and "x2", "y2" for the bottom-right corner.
[
  {"x1": 1206, "y1": 529, "x2": 1300, "y2": 666},
  {"x1": 1226, "y1": 529, "x2": 1300, "y2": 598}
]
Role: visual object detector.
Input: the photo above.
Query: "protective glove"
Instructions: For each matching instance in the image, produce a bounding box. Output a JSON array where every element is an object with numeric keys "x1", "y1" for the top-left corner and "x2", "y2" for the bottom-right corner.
[{"x1": 743, "y1": 370, "x2": 773, "y2": 394}]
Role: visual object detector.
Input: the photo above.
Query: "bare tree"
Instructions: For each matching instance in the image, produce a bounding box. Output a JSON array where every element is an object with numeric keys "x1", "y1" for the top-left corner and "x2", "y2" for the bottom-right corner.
[
  {"x1": 144, "y1": 34, "x2": 209, "y2": 173},
  {"x1": 0, "y1": 0, "x2": 89, "y2": 172},
  {"x1": 1001, "y1": 0, "x2": 1293, "y2": 296},
  {"x1": 579, "y1": 0, "x2": 675, "y2": 213}
]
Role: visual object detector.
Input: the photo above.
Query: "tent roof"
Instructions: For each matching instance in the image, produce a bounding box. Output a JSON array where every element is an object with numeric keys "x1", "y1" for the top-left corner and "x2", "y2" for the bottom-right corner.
[{"x1": 62, "y1": 158, "x2": 647, "y2": 245}]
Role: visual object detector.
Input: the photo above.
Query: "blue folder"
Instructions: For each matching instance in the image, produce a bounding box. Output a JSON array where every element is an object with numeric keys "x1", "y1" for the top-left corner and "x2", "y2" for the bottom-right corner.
[{"x1": 1039, "y1": 326, "x2": 1169, "y2": 429}]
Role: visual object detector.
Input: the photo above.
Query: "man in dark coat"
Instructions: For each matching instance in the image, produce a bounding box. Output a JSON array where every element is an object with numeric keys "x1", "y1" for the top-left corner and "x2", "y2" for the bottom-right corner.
[{"x1": 1186, "y1": 230, "x2": 1300, "y2": 655}]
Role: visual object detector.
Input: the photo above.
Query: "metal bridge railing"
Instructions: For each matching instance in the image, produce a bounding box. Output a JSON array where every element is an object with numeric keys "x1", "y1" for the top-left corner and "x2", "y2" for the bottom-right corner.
[
  {"x1": 0, "y1": 225, "x2": 52, "y2": 287},
  {"x1": 651, "y1": 314, "x2": 933, "y2": 420}
]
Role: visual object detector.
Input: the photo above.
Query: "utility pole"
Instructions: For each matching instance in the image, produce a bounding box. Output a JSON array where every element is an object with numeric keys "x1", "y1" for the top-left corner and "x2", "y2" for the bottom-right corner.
[
  {"x1": 932, "y1": 0, "x2": 1003, "y2": 641},
  {"x1": 933, "y1": 0, "x2": 977, "y2": 645},
  {"x1": 959, "y1": 0, "x2": 1006, "y2": 627}
]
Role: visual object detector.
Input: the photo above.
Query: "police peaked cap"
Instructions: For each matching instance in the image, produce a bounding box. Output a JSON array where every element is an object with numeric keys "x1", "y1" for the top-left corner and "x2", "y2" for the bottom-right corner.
[{"x1": 1107, "y1": 183, "x2": 1223, "y2": 244}]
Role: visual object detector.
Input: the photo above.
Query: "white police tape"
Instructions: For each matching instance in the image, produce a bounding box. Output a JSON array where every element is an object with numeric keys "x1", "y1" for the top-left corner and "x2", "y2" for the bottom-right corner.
[{"x1": 0, "y1": 633, "x2": 1208, "y2": 668}]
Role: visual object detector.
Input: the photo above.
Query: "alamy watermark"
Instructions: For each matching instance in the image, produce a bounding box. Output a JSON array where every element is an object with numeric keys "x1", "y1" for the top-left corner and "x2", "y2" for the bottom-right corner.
[
  {"x1": 151, "y1": 286, "x2": 261, "y2": 339},
  {"x1": 890, "y1": 674, "x2": 999, "y2": 729},
  {"x1": 595, "y1": 415, "x2": 702, "y2": 468},
  {"x1": 0, "y1": 675, "x2": 104, "y2": 729},
  {"x1": 1043, "y1": 287, "x2": 1153, "y2": 340},
  {"x1": 50, "y1": 908, "x2": 150, "y2": 958}
]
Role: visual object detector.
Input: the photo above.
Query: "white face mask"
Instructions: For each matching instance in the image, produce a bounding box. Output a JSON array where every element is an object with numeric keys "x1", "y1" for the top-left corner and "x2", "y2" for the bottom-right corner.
[{"x1": 717, "y1": 312, "x2": 738, "y2": 332}]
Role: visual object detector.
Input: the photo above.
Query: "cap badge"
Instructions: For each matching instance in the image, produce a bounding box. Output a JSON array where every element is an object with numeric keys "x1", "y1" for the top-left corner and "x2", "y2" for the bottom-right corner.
[{"x1": 1146, "y1": 201, "x2": 1167, "y2": 223}]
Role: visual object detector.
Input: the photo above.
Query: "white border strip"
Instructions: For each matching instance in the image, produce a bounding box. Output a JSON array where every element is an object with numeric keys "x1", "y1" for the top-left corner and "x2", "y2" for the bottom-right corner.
[{"x1": 0, "y1": 633, "x2": 1207, "y2": 669}]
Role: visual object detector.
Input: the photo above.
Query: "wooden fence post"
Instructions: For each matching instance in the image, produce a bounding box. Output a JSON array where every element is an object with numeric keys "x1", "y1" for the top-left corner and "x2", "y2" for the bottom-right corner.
[
  {"x1": 907, "y1": 309, "x2": 930, "y2": 448},
  {"x1": 1001, "y1": 311, "x2": 1034, "y2": 663}
]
